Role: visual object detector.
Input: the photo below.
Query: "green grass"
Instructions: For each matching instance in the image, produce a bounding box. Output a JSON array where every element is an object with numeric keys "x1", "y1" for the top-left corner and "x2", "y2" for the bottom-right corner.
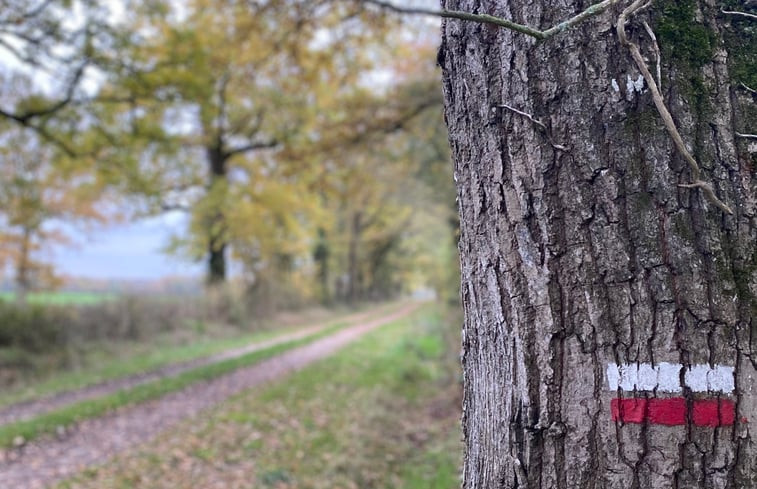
[
  {"x1": 0, "y1": 320, "x2": 354, "y2": 448},
  {"x1": 0, "y1": 291, "x2": 116, "y2": 305},
  {"x1": 0, "y1": 323, "x2": 315, "y2": 409},
  {"x1": 0, "y1": 303, "x2": 396, "y2": 408},
  {"x1": 57, "y1": 304, "x2": 462, "y2": 489}
]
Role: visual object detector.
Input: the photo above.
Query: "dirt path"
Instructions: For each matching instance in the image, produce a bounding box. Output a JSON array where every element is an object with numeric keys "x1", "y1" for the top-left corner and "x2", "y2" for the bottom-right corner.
[
  {"x1": 0, "y1": 303, "x2": 418, "y2": 489},
  {"x1": 0, "y1": 306, "x2": 387, "y2": 427}
]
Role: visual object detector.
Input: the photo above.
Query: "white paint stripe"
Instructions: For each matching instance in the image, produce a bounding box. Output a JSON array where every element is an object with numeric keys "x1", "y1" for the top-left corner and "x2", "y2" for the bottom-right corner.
[
  {"x1": 606, "y1": 363, "x2": 734, "y2": 394},
  {"x1": 684, "y1": 365, "x2": 735, "y2": 394}
]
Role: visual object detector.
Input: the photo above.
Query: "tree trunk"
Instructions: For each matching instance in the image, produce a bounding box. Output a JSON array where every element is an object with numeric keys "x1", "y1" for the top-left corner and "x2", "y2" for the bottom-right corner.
[
  {"x1": 207, "y1": 146, "x2": 228, "y2": 284},
  {"x1": 313, "y1": 227, "x2": 331, "y2": 304},
  {"x1": 440, "y1": 1, "x2": 756, "y2": 487},
  {"x1": 14, "y1": 227, "x2": 32, "y2": 305},
  {"x1": 208, "y1": 241, "x2": 227, "y2": 284},
  {"x1": 347, "y1": 211, "x2": 363, "y2": 303}
]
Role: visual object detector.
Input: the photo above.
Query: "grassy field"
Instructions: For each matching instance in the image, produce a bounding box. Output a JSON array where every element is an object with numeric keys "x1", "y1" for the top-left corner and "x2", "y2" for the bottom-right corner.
[
  {"x1": 0, "y1": 291, "x2": 116, "y2": 305},
  {"x1": 57, "y1": 305, "x2": 462, "y2": 489},
  {"x1": 0, "y1": 302, "x2": 396, "y2": 408},
  {"x1": 0, "y1": 320, "x2": 355, "y2": 448}
]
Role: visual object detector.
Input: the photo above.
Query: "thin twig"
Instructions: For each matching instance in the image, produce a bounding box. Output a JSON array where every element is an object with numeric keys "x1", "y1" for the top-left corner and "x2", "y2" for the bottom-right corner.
[
  {"x1": 358, "y1": 0, "x2": 542, "y2": 37},
  {"x1": 496, "y1": 103, "x2": 570, "y2": 151},
  {"x1": 721, "y1": 9, "x2": 757, "y2": 21},
  {"x1": 497, "y1": 103, "x2": 548, "y2": 131},
  {"x1": 357, "y1": 0, "x2": 619, "y2": 40},
  {"x1": 541, "y1": 0, "x2": 621, "y2": 38},
  {"x1": 630, "y1": 1, "x2": 653, "y2": 18},
  {"x1": 678, "y1": 181, "x2": 734, "y2": 214},
  {"x1": 740, "y1": 82, "x2": 757, "y2": 95},
  {"x1": 617, "y1": 0, "x2": 733, "y2": 214},
  {"x1": 641, "y1": 20, "x2": 661, "y2": 89},
  {"x1": 736, "y1": 132, "x2": 757, "y2": 140},
  {"x1": 0, "y1": 60, "x2": 88, "y2": 130}
]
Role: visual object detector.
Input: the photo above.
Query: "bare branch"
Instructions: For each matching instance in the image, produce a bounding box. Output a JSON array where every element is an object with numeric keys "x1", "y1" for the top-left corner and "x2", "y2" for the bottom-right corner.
[
  {"x1": 358, "y1": 0, "x2": 543, "y2": 37},
  {"x1": 160, "y1": 202, "x2": 192, "y2": 213},
  {"x1": 736, "y1": 132, "x2": 757, "y2": 140},
  {"x1": 23, "y1": 63, "x2": 88, "y2": 119},
  {"x1": 541, "y1": 0, "x2": 621, "y2": 38},
  {"x1": 617, "y1": 0, "x2": 733, "y2": 214},
  {"x1": 740, "y1": 82, "x2": 757, "y2": 95},
  {"x1": 721, "y1": 8, "x2": 757, "y2": 20},
  {"x1": 497, "y1": 103, "x2": 548, "y2": 131},
  {"x1": 357, "y1": 0, "x2": 619, "y2": 40},
  {"x1": 0, "y1": 61, "x2": 87, "y2": 126},
  {"x1": 0, "y1": 109, "x2": 79, "y2": 157},
  {"x1": 495, "y1": 103, "x2": 569, "y2": 151},
  {"x1": 225, "y1": 139, "x2": 278, "y2": 157},
  {"x1": 26, "y1": 123, "x2": 78, "y2": 158},
  {"x1": 678, "y1": 181, "x2": 734, "y2": 214},
  {"x1": 0, "y1": 36, "x2": 39, "y2": 66},
  {"x1": 13, "y1": 0, "x2": 56, "y2": 23}
]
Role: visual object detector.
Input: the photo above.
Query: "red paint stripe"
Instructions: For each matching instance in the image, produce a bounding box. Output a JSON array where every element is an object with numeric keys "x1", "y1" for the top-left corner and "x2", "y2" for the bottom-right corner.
[
  {"x1": 611, "y1": 398, "x2": 735, "y2": 427},
  {"x1": 692, "y1": 399, "x2": 737, "y2": 427}
]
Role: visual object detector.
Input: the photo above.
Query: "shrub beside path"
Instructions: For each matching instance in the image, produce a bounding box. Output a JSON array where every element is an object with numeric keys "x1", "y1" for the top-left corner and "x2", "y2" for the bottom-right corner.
[{"x1": 0, "y1": 303, "x2": 419, "y2": 489}]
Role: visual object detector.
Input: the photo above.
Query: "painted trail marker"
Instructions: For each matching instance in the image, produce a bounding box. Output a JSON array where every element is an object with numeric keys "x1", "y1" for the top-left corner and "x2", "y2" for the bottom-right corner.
[{"x1": 606, "y1": 363, "x2": 737, "y2": 427}]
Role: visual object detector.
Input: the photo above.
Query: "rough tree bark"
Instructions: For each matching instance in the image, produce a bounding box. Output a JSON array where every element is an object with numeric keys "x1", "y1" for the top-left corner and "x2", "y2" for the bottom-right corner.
[{"x1": 439, "y1": 1, "x2": 756, "y2": 487}]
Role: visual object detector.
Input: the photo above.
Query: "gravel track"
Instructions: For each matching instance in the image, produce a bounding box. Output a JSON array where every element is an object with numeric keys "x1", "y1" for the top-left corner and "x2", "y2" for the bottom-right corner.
[
  {"x1": 0, "y1": 303, "x2": 417, "y2": 489},
  {"x1": 0, "y1": 307, "x2": 382, "y2": 427}
]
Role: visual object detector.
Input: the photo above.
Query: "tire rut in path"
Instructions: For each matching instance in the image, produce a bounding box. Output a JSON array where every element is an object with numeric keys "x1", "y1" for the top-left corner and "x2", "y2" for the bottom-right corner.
[
  {"x1": 0, "y1": 303, "x2": 418, "y2": 489},
  {"x1": 0, "y1": 307, "x2": 384, "y2": 427}
]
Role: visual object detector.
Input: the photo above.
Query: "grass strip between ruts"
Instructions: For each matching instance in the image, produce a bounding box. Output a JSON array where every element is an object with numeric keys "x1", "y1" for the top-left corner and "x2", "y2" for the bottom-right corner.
[{"x1": 0, "y1": 320, "x2": 354, "y2": 449}]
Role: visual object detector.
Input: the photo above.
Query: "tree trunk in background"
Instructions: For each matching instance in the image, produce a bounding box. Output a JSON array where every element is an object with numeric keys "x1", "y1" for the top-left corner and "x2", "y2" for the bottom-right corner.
[
  {"x1": 313, "y1": 227, "x2": 331, "y2": 304},
  {"x1": 14, "y1": 227, "x2": 32, "y2": 305},
  {"x1": 440, "y1": 1, "x2": 756, "y2": 487},
  {"x1": 208, "y1": 240, "x2": 226, "y2": 284},
  {"x1": 347, "y1": 211, "x2": 363, "y2": 303},
  {"x1": 207, "y1": 146, "x2": 228, "y2": 284}
]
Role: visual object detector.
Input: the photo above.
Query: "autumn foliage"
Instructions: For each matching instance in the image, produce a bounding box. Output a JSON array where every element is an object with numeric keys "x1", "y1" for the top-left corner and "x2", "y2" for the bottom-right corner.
[{"x1": 0, "y1": 0, "x2": 455, "y2": 306}]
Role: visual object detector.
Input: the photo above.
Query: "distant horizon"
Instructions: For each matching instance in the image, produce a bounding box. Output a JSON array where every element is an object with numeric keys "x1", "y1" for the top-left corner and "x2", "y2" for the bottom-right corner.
[
  {"x1": 0, "y1": 213, "x2": 206, "y2": 287},
  {"x1": 0, "y1": 273, "x2": 204, "y2": 293},
  {"x1": 52, "y1": 212, "x2": 204, "y2": 281}
]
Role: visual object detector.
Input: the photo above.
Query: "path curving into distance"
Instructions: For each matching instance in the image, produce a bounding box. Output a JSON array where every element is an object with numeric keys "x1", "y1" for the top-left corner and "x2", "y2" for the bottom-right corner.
[
  {"x1": 0, "y1": 306, "x2": 388, "y2": 427},
  {"x1": 0, "y1": 303, "x2": 419, "y2": 489}
]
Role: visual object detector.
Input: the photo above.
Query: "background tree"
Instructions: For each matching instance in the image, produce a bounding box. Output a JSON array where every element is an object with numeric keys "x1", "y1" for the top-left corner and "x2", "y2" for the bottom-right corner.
[
  {"x1": 95, "y1": 0, "x2": 397, "y2": 285},
  {"x1": 0, "y1": 0, "x2": 459, "y2": 311},
  {"x1": 434, "y1": 0, "x2": 757, "y2": 487},
  {"x1": 0, "y1": 125, "x2": 107, "y2": 303}
]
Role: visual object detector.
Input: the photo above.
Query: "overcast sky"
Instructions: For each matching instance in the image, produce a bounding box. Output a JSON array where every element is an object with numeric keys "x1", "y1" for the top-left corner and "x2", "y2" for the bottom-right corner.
[{"x1": 54, "y1": 214, "x2": 203, "y2": 280}]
